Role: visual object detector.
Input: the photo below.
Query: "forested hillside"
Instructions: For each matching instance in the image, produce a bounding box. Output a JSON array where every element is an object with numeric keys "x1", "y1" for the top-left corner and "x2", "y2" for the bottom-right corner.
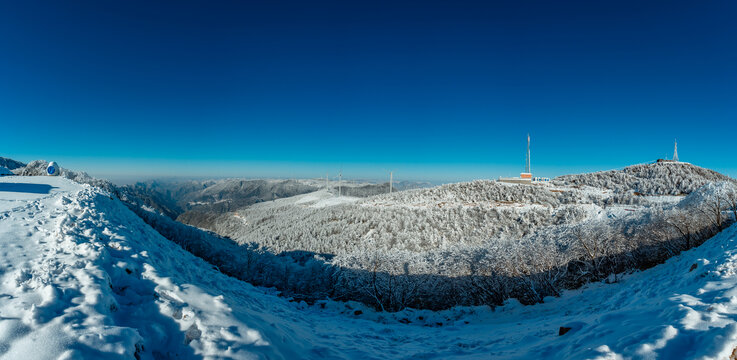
[
  {"x1": 122, "y1": 178, "x2": 429, "y2": 229},
  {"x1": 555, "y1": 162, "x2": 735, "y2": 195},
  {"x1": 204, "y1": 162, "x2": 737, "y2": 309},
  {"x1": 213, "y1": 181, "x2": 641, "y2": 254}
]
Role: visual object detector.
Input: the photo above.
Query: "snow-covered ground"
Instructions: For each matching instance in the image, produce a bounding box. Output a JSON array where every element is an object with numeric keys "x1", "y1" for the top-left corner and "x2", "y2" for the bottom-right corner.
[
  {"x1": 2, "y1": 176, "x2": 737, "y2": 359},
  {"x1": 292, "y1": 189, "x2": 361, "y2": 208}
]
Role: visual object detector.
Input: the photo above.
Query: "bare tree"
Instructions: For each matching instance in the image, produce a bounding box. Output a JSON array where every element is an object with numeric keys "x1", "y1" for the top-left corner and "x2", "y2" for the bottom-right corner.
[
  {"x1": 364, "y1": 254, "x2": 387, "y2": 312},
  {"x1": 665, "y1": 210, "x2": 697, "y2": 250},
  {"x1": 722, "y1": 189, "x2": 737, "y2": 223}
]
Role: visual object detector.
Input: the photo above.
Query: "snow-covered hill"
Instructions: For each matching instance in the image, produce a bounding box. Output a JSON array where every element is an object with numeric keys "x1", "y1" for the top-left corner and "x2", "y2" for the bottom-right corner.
[
  {"x1": 177, "y1": 163, "x2": 736, "y2": 311},
  {"x1": 216, "y1": 163, "x2": 730, "y2": 257},
  {"x1": 215, "y1": 180, "x2": 647, "y2": 255},
  {"x1": 0, "y1": 157, "x2": 25, "y2": 171},
  {"x1": 3, "y1": 175, "x2": 737, "y2": 359},
  {"x1": 555, "y1": 162, "x2": 735, "y2": 195},
  {"x1": 119, "y1": 178, "x2": 429, "y2": 231}
]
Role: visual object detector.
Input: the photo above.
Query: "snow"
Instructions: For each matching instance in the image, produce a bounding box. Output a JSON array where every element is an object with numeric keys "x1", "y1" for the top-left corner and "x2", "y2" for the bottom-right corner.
[
  {"x1": 643, "y1": 195, "x2": 686, "y2": 204},
  {"x1": 3, "y1": 175, "x2": 737, "y2": 359},
  {"x1": 292, "y1": 189, "x2": 361, "y2": 208},
  {"x1": 0, "y1": 176, "x2": 83, "y2": 211}
]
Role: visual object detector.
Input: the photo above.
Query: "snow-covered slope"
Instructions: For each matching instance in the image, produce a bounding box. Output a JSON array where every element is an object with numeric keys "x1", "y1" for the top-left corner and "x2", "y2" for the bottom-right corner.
[
  {"x1": 0, "y1": 157, "x2": 25, "y2": 171},
  {"x1": 125, "y1": 178, "x2": 429, "y2": 231},
  {"x1": 214, "y1": 180, "x2": 644, "y2": 255},
  {"x1": 4, "y1": 177, "x2": 737, "y2": 359},
  {"x1": 556, "y1": 162, "x2": 735, "y2": 195}
]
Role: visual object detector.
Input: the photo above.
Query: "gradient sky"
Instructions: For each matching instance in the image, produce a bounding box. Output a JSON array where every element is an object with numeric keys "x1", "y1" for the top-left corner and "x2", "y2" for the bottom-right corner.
[{"x1": 1, "y1": 0, "x2": 736, "y2": 183}]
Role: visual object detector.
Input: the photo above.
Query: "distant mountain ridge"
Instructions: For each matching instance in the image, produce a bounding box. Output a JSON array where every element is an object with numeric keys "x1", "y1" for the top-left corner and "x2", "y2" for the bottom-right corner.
[
  {"x1": 125, "y1": 179, "x2": 312, "y2": 212},
  {"x1": 123, "y1": 178, "x2": 431, "y2": 228},
  {"x1": 0, "y1": 156, "x2": 25, "y2": 170}
]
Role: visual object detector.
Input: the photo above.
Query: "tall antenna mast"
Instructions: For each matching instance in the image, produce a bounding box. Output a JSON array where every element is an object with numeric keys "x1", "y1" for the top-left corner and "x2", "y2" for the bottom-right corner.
[
  {"x1": 525, "y1": 133, "x2": 531, "y2": 174},
  {"x1": 673, "y1": 139, "x2": 679, "y2": 162},
  {"x1": 389, "y1": 171, "x2": 393, "y2": 194}
]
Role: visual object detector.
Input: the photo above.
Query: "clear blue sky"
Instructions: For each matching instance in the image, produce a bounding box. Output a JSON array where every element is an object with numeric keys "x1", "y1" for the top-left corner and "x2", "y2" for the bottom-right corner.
[{"x1": 1, "y1": 0, "x2": 735, "y2": 183}]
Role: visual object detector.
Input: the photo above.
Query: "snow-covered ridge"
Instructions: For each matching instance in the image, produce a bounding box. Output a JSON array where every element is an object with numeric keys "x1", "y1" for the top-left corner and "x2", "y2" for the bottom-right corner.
[
  {"x1": 3, "y1": 175, "x2": 737, "y2": 359},
  {"x1": 0, "y1": 156, "x2": 25, "y2": 171},
  {"x1": 217, "y1": 179, "x2": 646, "y2": 255},
  {"x1": 555, "y1": 161, "x2": 735, "y2": 195},
  {"x1": 0, "y1": 177, "x2": 278, "y2": 358},
  {"x1": 122, "y1": 177, "x2": 429, "y2": 230}
]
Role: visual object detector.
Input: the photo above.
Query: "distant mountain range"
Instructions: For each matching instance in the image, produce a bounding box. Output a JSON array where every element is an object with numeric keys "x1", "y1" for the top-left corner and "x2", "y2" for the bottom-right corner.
[{"x1": 121, "y1": 178, "x2": 431, "y2": 229}]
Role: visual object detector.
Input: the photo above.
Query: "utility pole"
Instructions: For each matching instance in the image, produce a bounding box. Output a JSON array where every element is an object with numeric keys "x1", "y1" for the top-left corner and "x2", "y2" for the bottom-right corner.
[{"x1": 389, "y1": 171, "x2": 393, "y2": 194}]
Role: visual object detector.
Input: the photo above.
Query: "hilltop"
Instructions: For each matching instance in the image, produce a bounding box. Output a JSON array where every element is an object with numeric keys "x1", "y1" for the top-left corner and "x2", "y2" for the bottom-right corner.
[{"x1": 555, "y1": 161, "x2": 735, "y2": 195}]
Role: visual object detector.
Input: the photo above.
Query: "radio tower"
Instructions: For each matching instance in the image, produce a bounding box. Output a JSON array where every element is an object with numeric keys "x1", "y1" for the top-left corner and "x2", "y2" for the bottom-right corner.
[
  {"x1": 673, "y1": 139, "x2": 679, "y2": 162},
  {"x1": 525, "y1": 133, "x2": 531, "y2": 174}
]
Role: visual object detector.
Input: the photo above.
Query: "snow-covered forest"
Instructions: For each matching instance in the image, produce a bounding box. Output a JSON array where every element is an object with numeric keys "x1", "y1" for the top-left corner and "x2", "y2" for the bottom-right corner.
[
  {"x1": 204, "y1": 169, "x2": 737, "y2": 310},
  {"x1": 9, "y1": 159, "x2": 737, "y2": 311},
  {"x1": 214, "y1": 181, "x2": 643, "y2": 254},
  {"x1": 555, "y1": 161, "x2": 735, "y2": 194},
  {"x1": 118, "y1": 177, "x2": 429, "y2": 230}
]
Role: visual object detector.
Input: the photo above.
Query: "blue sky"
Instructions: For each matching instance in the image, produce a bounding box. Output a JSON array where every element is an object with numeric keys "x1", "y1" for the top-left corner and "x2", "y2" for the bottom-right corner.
[{"x1": 1, "y1": 0, "x2": 736, "y2": 183}]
